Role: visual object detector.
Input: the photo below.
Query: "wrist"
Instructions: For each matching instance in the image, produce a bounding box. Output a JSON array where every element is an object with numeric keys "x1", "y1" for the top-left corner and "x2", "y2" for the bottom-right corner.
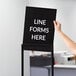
[
  {"x1": 57, "y1": 30, "x2": 62, "y2": 33},
  {"x1": 57, "y1": 30, "x2": 63, "y2": 35}
]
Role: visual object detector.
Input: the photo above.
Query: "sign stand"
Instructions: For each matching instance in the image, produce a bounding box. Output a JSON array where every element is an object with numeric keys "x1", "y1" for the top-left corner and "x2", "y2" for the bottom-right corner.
[
  {"x1": 21, "y1": 44, "x2": 54, "y2": 76},
  {"x1": 21, "y1": 6, "x2": 56, "y2": 76}
]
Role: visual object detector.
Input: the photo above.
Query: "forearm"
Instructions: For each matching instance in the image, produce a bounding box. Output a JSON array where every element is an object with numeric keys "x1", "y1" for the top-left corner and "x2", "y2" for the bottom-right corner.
[
  {"x1": 58, "y1": 31, "x2": 76, "y2": 54},
  {"x1": 53, "y1": 21, "x2": 76, "y2": 54}
]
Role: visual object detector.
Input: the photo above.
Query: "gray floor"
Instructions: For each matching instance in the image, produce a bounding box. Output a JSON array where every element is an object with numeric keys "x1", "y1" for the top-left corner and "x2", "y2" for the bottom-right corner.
[{"x1": 31, "y1": 67, "x2": 76, "y2": 76}]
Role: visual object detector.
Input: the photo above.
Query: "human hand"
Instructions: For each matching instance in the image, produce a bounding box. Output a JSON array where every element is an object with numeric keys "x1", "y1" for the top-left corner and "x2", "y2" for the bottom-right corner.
[{"x1": 53, "y1": 21, "x2": 61, "y2": 33}]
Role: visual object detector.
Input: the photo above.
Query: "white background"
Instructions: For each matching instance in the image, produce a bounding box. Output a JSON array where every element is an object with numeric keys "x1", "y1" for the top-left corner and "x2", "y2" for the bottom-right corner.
[
  {"x1": 0, "y1": 0, "x2": 76, "y2": 76},
  {"x1": 0, "y1": 0, "x2": 25, "y2": 76}
]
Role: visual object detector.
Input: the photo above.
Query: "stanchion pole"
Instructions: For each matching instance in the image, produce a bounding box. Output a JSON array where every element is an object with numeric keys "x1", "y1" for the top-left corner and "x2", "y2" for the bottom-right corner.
[
  {"x1": 21, "y1": 45, "x2": 24, "y2": 76},
  {"x1": 51, "y1": 51, "x2": 54, "y2": 76}
]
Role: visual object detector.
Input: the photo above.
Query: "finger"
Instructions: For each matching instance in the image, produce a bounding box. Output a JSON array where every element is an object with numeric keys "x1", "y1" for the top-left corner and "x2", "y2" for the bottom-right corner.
[
  {"x1": 53, "y1": 20, "x2": 57, "y2": 26},
  {"x1": 56, "y1": 21, "x2": 61, "y2": 25}
]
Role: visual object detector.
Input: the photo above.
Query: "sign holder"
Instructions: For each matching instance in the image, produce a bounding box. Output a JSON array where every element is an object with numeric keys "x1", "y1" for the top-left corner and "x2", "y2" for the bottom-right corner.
[
  {"x1": 21, "y1": 45, "x2": 54, "y2": 76},
  {"x1": 21, "y1": 6, "x2": 56, "y2": 76}
]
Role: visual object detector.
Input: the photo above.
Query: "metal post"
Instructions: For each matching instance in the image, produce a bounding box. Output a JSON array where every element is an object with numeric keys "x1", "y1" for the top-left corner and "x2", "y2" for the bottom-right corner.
[
  {"x1": 21, "y1": 45, "x2": 24, "y2": 76},
  {"x1": 47, "y1": 51, "x2": 54, "y2": 76},
  {"x1": 51, "y1": 51, "x2": 54, "y2": 76}
]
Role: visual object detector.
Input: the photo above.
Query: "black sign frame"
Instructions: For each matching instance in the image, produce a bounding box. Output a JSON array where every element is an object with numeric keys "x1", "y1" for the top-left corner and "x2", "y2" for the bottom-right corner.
[
  {"x1": 21, "y1": 6, "x2": 57, "y2": 76},
  {"x1": 22, "y1": 6, "x2": 57, "y2": 52}
]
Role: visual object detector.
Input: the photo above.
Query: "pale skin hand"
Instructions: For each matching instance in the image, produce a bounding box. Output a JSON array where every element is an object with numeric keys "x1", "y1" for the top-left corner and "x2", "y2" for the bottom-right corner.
[
  {"x1": 53, "y1": 21, "x2": 61, "y2": 33},
  {"x1": 53, "y1": 21, "x2": 76, "y2": 55}
]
